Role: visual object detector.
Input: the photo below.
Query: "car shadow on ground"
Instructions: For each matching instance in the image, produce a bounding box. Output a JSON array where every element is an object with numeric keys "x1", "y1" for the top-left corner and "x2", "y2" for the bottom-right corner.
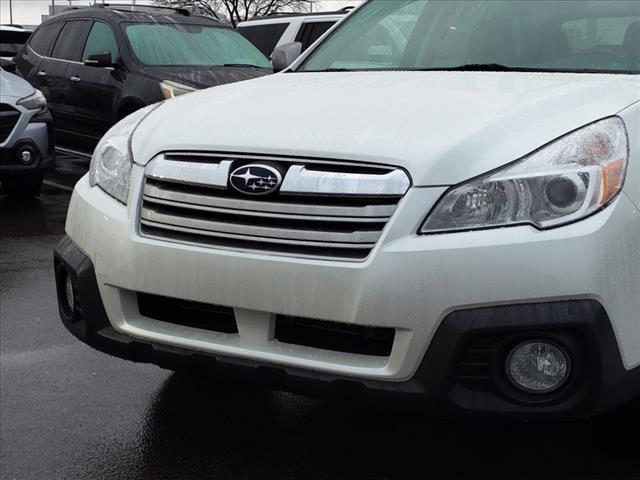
[
  {"x1": 0, "y1": 187, "x2": 71, "y2": 238},
  {"x1": 116, "y1": 373, "x2": 639, "y2": 480}
]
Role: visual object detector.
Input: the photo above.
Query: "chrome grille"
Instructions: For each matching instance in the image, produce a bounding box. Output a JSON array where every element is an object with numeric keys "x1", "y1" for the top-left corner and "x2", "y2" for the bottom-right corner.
[{"x1": 139, "y1": 153, "x2": 410, "y2": 261}]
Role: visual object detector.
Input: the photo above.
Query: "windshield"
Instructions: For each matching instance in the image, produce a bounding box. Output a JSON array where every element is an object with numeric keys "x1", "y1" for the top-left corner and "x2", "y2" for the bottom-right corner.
[
  {"x1": 300, "y1": 0, "x2": 640, "y2": 74},
  {"x1": 124, "y1": 23, "x2": 271, "y2": 68}
]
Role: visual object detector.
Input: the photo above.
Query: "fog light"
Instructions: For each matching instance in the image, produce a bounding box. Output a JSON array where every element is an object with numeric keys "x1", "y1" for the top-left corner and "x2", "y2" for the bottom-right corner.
[
  {"x1": 64, "y1": 274, "x2": 75, "y2": 314},
  {"x1": 17, "y1": 147, "x2": 35, "y2": 165},
  {"x1": 506, "y1": 341, "x2": 570, "y2": 394}
]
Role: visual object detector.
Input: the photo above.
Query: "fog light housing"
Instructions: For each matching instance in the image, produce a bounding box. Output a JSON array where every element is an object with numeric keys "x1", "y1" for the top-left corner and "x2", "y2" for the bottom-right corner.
[
  {"x1": 56, "y1": 265, "x2": 77, "y2": 319},
  {"x1": 506, "y1": 341, "x2": 570, "y2": 394}
]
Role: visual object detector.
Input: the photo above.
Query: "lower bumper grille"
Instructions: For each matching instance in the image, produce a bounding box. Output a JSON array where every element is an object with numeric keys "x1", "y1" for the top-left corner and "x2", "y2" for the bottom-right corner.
[
  {"x1": 138, "y1": 153, "x2": 410, "y2": 261},
  {"x1": 138, "y1": 293, "x2": 238, "y2": 334},
  {"x1": 275, "y1": 315, "x2": 395, "y2": 357},
  {"x1": 0, "y1": 104, "x2": 20, "y2": 143}
]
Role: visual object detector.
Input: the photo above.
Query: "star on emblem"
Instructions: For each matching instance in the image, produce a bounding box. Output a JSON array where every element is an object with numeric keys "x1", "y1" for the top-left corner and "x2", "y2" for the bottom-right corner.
[{"x1": 232, "y1": 168, "x2": 260, "y2": 185}]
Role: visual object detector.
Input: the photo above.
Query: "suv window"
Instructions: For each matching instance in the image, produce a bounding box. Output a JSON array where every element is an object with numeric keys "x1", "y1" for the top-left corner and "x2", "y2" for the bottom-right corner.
[
  {"x1": 51, "y1": 20, "x2": 92, "y2": 61},
  {"x1": 238, "y1": 23, "x2": 289, "y2": 57},
  {"x1": 295, "y1": 21, "x2": 335, "y2": 51},
  {"x1": 301, "y1": 0, "x2": 640, "y2": 74},
  {"x1": 28, "y1": 23, "x2": 63, "y2": 56},
  {"x1": 82, "y1": 21, "x2": 119, "y2": 62},
  {"x1": 125, "y1": 23, "x2": 270, "y2": 67}
]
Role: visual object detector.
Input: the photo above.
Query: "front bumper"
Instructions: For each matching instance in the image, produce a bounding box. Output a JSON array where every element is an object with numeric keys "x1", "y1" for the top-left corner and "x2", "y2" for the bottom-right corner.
[
  {"x1": 54, "y1": 235, "x2": 639, "y2": 418},
  {"x1": 0, "y1": 111, "x2": 54, "y2": 176},
  {"x1": 56, "y1": 172, "x2": 640, "y2": 417}
]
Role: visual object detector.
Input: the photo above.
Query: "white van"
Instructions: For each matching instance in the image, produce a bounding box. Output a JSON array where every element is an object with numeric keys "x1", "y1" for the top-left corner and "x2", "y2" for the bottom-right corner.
[{"x1": 237, "y1": 8, "x2": 352, "y2": 57}]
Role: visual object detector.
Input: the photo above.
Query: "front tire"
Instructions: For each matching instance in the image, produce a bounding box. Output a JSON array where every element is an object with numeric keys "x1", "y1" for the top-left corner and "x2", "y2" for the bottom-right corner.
[{"x1": 2, "y1": 174, "x2": 43, "y2": 199}]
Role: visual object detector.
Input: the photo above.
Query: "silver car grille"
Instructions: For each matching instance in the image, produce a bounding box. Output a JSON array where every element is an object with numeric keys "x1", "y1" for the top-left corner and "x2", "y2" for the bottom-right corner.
[{"x1": 138, "y1": 153, "x2": 411, "y2": 261}]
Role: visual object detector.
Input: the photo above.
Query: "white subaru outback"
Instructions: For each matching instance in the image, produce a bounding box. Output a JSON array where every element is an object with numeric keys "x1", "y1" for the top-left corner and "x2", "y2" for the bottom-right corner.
[{"x1": 55, "y1": 0, "x2": 640, "y2": 418}]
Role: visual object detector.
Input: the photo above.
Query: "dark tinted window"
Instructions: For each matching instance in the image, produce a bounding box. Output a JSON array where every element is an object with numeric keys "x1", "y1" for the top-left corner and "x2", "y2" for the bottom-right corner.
[
  {"x1": 82, "y1": 21, "x2": 119, "y2": 61},
  {"x1": 238, "y1": 23, "x2": 289, "y2": 57},
  {"x1": 295, "y1": 21, "x2": 335, "y2": 51},
  {"x1": 51, "y1": 20, "x2": 91, "y2": 61},
  {"x1": 0, "y1": 30, "x2": 32, "y2": 57},
  {"x1": 28, "y1": 23, "x2": 63, "y2": 56},
  {"x1": 0, "y1": 30, "x2": 31, "y2": 44}
]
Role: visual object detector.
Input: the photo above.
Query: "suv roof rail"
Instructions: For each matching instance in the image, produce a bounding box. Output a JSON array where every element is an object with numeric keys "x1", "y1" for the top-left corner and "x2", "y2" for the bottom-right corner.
[
  {"x1": 338, "y1": 6, "x2": 355, "y2": 12},
  {"x1": 92, "y1": 3, "x2": 191, "y2": 16}
]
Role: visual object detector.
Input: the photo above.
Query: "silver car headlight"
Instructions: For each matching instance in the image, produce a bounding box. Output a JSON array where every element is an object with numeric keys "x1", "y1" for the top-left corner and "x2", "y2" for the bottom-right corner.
[
  {"x1": 17, "y1": 89, "x2": 47, "y2": 112},
  {"x1": 89, "y1": 103, "x2": 160, "y2": 204},
  {"x1": 421, "y1": 117, "x2": 629, "y2": 234}
]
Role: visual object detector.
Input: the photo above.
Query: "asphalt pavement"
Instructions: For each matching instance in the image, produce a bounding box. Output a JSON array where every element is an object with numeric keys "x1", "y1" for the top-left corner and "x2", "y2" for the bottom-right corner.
[{"x1": 1, "y1": 180, "x2": 639, "y2": 480}]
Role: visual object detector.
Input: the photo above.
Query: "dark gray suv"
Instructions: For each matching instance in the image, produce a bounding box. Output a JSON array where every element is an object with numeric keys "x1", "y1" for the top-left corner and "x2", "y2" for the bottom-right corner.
[
  {"x1": 0, "y1": 66, "x2": 54, "y2": 198},
  {"x1": 15, "y1": 5, "x2": 271, "y2": 156}
]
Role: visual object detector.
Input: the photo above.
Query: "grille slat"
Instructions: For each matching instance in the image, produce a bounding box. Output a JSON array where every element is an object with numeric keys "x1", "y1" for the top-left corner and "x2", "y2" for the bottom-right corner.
[
  {"x1": 142, "y1": 182, "x2": 399, "y2": 217},
  {"x1": 141, "y1": 223, "x2": 375, "y2": 261},
  {"x1": 139, "y1": 154, "x2": 410, "y2": 260},
  {"x1": 141, "y1": 207, "x2": 383, "y2": 243},
  {"x1": 142, "y1": 195, "x2": 391, "y2": 223}
]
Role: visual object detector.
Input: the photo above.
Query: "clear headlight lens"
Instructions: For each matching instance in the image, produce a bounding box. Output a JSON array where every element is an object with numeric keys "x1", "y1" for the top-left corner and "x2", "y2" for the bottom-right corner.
[
  {"x1": 17, "y1": 89, "x2": 46, "y2": 112},
  {"x1": 89, "y1": 104, "x2": 159, "y2": 204},
  {"x1": 421, "y1": 117, "x2": 629, "y2": 234},
  {"x1": 159, "y1": 80, "x2": 197, "y2": 99}
]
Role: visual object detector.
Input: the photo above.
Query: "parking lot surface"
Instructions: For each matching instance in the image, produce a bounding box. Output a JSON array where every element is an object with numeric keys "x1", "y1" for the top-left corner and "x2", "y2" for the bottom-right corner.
[{"x1": 1, "y1": 184, "x2": 639, "y2": 480}]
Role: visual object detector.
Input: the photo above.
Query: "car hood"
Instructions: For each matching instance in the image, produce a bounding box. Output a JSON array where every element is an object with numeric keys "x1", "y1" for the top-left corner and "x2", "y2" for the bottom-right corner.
[
  {"x1": 141, "y1": 65, "x2": 271, "y2": 90},
  {"x1": 132, "y1": 71, "x2": 640, "y2": 186},
  {"x1": 0, "y1": 68, "x2": 34, "y2": 101}
]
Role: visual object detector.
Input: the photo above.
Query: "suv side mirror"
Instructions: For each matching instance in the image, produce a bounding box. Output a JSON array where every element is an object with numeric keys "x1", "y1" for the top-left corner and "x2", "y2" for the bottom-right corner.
[
  {"x1": 84, "y1": 52, "x2": 113, "y2": 68},
  {"x1": 272, "y1": 42, "x2": 302, "y2": 73},
  {"x1": 0, "y1": 58, "x2": 17, "y2": 73}
]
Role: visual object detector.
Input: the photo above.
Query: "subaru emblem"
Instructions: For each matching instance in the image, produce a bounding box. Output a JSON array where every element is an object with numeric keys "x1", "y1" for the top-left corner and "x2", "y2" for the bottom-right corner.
[{"x1": 229, "y1": 164, "x2": 283, "y2": 195}]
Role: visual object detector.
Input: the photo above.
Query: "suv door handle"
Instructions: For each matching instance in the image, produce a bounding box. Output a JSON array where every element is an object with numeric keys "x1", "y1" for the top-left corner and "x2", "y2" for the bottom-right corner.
[
  {"x1": 37, "y1": 71, "x2": 47, "y2": 77},
  {"x1": 70, "y1": 76, "x2": 81, "y2": 83}
]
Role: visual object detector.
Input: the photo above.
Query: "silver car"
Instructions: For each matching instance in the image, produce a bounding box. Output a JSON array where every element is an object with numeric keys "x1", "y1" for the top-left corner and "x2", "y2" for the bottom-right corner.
[{"x1": 0, "y1": 63, "x2": 54, "y2": 198}]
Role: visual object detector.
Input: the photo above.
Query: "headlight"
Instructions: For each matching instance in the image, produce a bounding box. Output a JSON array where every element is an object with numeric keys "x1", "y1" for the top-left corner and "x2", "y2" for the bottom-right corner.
[
  {"x1": 89, "y1": 103, "x2": 160, "y2": 204},
  {"x1": 17, "y1": 89, "x2": 46, "y2": 112},
  {"x1": 421, "y1": 117, "x2": 628, "y2": 234},
  {"x1": 159, "y1": 80, "x2": 197, "y2": 99}
]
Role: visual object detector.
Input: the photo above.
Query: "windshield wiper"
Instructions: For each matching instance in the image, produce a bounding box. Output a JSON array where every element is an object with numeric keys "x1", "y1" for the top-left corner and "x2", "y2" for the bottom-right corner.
[
  {"x1": 421, "y1": 63, "x2": 522, "y2": 72},
  {"x1": 416, "y1": 63, "x2": 580, "y2": 73},
  {"x1": 299, "y1": 68, "x2": 356, "y2": 72},
  {"x1": 222, "y1": 63, "x2": 263, "y2": 68}
]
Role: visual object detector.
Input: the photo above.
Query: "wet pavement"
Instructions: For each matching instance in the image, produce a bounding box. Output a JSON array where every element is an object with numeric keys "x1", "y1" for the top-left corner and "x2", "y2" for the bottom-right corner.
[{"x1": 1, "y1": 185, "x2": 639, "y2": 480}]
